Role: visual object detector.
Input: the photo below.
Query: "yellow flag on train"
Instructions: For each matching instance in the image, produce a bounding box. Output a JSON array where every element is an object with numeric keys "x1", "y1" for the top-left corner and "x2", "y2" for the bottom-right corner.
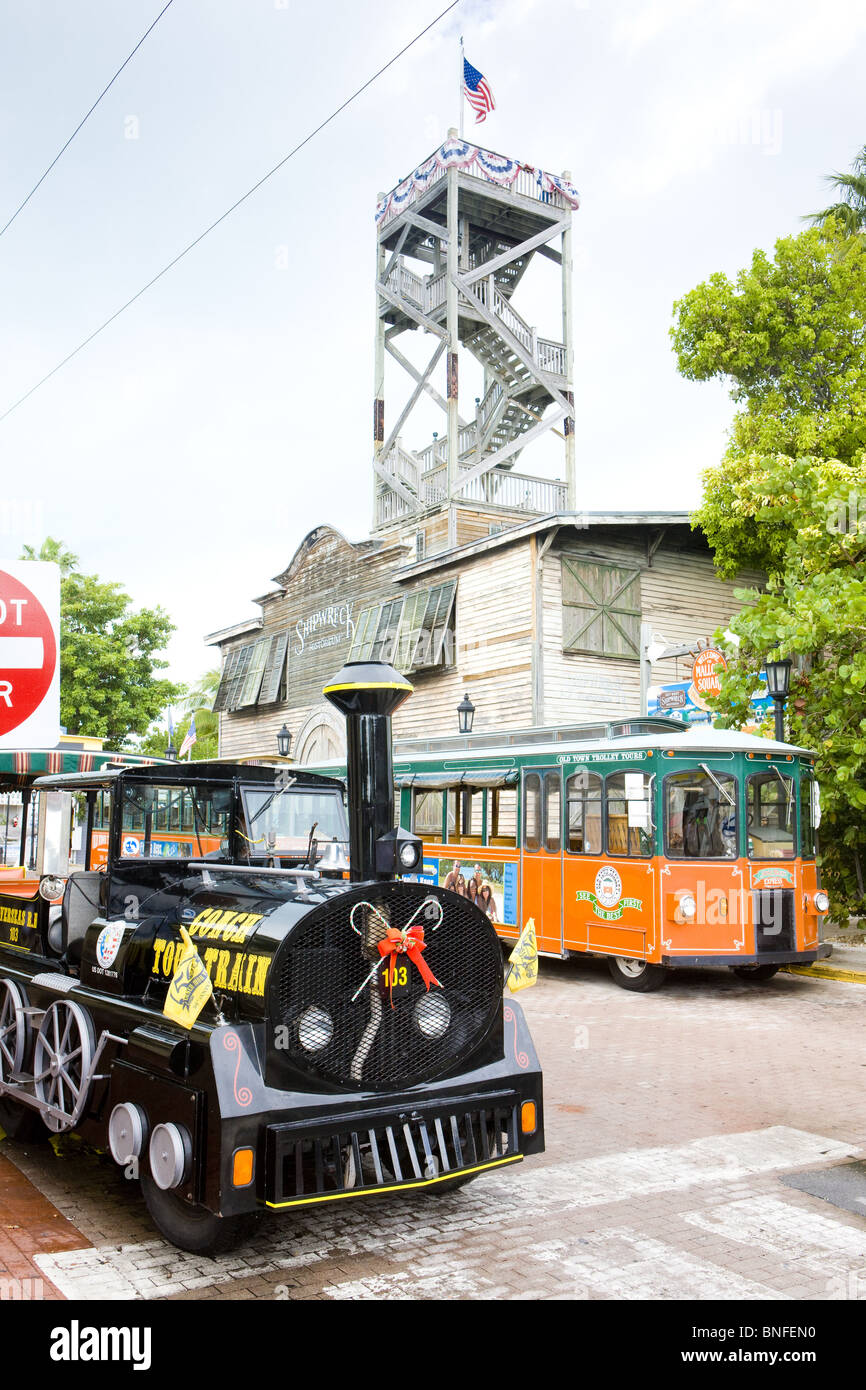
[
  {"x1": 164, "y1": 926, "x2": 213, "y2": 1028},
  {"x1": 507, "y1": 918, "x2": 538, "y2": 992}
]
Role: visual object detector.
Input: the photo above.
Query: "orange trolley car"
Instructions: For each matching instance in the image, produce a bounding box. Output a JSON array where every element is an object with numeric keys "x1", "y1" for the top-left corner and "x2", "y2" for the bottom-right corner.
[{"x1": 377, "y1": 715, "x2": 832, "y2": 990}]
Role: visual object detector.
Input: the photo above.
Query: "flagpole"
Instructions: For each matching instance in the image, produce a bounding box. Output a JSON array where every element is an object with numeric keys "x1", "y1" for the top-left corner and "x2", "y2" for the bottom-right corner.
[{"x1": 459, "y1": 34, "x2": 464, "y2": 139}]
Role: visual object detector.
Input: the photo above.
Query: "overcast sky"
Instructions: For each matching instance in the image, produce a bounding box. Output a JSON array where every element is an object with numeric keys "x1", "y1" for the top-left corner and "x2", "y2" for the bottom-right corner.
[{"x1": 1, "y1": 0, "x2": 864, "y2": 695}]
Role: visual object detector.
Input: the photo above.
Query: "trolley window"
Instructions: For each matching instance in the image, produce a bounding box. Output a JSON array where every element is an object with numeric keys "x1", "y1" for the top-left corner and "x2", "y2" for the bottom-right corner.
[
  {"x1": 446, "y1": 787, "x2": 484, "y2": 845},
  {"x1": 566, "y1": 770, "x2": 603, "y2": 854},
  {"x1": 544, "y1": 772, "x2": 561, "y2": 854},
  {"x1": 747, "y1": 772, "x2": 795, "y2": 859},
  {"x1": 800, "y1": 774, "x2": 819, "y2": 859},
  {"x1": 664, "y1": 768, "x2": 737, "y2": 859},
  {"x1": 490, "y1": 787, "x2": 517, "y2": 846},
  {"x1": 605, "y1": 772, "x2": 654, "y2": 858},
  {"x1": 524, "y1": 772, "x2": 542, "y2": 853}
]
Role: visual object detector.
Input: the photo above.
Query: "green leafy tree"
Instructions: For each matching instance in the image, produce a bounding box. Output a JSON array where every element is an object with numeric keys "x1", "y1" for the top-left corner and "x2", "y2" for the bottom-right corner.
[
  {"x1": 672, "y1": 221, "x2": 866, "y2": 576},
  {"x1": 700, "y1": 456, "x2": 866, "y2": 915},
  {"x1": 21, "y1": 538, "x2": 181, "y2": 748},
  {"x1": 806, "y1": 145, "x2": 866, "y2": 237},
  {"x1": 672, "y1": 221, "x2": 866, "y2": 915}
]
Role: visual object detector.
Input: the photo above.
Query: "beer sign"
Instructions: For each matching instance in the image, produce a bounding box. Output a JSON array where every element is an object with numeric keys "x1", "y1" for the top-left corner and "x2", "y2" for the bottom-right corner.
[{"x1": 0, "y1": 562, "x2": 60, "y2": 749}]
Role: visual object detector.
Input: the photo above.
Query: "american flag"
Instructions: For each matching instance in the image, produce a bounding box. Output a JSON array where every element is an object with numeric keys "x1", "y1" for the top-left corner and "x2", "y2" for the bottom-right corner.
[
  {"x1": 463, "y1": 57, "x2": 495, "y2": 123},
  {"x1": 179, "y1": 712, "x2": 197, "y2": 760}
]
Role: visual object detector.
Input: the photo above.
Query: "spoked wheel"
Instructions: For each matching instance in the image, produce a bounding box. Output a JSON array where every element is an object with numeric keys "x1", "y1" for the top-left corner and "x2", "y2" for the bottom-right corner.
[
  {"x1": 0, "y1": 979, "x2": 28, "y2": 1083},
  {"x1": 140, "y1": 1175, "x2": 262, "y2": 1255},
  {"x1": 0, "y1": 980, "x2": 45, "y2": 1142},
  {"x1": 32, "y1": 1000, "x2": 94, "y2": 1133},
  {"x1": 607, "y1": 956, "x2": 667, "y2": 992},
  {"x1": 732, "y1": 964, "x2": 780, "y2": 982}
]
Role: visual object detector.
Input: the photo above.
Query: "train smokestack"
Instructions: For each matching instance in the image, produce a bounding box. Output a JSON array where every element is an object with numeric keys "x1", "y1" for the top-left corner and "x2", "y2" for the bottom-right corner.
[{"x1": 323, "y1": 660, "x2": 414, "y2": 882}]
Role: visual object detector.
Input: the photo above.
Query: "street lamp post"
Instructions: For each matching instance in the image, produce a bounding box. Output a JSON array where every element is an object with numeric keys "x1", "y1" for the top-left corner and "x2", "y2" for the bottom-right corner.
[{"x1": 765, "y1": 658, "x2": 792, "y2": 743}]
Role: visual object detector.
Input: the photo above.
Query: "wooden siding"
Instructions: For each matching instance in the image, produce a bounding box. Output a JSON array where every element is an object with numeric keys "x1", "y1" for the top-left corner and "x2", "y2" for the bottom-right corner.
[
  {"x1": 541, "y1": 535, "x2": 763, "y2": 725},
  {"x1": 393, "y1": 540, "x2": 534, "y2": 740},
  {"x1": 215, "y1": 520, "x2": 762, "y2": 761},
  {"x1": 218, "y1": 528, "x2": 411, "y2": 759}
]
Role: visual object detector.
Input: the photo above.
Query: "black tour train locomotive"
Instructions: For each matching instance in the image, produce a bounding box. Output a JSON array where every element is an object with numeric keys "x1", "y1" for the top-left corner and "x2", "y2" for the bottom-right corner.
[{"x1": 0, "y1": 662, "x2": 543, "y2": 1253}]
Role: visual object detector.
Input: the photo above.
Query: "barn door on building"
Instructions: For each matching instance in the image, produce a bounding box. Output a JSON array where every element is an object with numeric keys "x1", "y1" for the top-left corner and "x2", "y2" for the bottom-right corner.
[
  {"x1": 561, "y1": 556, "x2": 641, "y2": 659},
  {"x1": 520, "y1": 767, "x2": 564, "y2": 956}
]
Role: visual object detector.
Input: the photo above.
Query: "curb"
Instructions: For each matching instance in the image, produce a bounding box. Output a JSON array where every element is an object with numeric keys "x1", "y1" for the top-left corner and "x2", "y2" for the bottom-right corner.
[{"x1": 781, "y1": 962, "x2": 866, "y2": 985}]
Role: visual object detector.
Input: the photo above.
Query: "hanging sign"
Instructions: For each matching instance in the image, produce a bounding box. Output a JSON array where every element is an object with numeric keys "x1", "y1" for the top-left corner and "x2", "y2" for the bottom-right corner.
[{"x1": 692, "y1": 647, "x2": 728, "y2": 698}]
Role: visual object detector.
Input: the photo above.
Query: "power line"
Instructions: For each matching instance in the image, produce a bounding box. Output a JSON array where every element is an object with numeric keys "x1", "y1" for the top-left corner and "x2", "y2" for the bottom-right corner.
[
  {"x1": 0, "y1": 0, "x2": 461, "y2": 425},
  {"x1": 0, "y1": 0, "x2": 176, "y2": 240}
]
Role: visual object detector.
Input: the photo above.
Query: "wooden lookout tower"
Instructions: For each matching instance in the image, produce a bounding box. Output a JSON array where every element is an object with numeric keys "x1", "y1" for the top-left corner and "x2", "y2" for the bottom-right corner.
[{"x1": 373, "y1": 131, "x2": 580, "y2": 555}]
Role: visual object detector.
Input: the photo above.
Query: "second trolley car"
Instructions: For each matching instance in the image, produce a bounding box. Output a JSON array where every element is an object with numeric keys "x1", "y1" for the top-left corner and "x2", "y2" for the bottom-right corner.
[{"x1": 320, "y1": 714, "x2": 831, "y2": 992}]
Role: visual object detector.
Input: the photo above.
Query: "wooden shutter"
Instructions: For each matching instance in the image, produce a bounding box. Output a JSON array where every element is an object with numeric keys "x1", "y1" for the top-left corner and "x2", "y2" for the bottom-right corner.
[
  {"x1": 213, "y1": 647, "x2": 243, "y2": 712},
  {"x1": 561, "y1": 558, "x2": 641, "y2": 659},
  {"x1": 236, "y1": 638, "x2": 270, "y2": 708},
  {"x1": 258, "y1": 632, "x2": 289, "y2": 705}
]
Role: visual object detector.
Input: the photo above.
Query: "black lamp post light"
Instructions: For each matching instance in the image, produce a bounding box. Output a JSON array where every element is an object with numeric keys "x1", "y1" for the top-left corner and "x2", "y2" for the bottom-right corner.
[
  {"x1": 276, "y1": 724, "x2": 292, "y2": 758},
  {"x1": 457, "y1": 692, "x2": 475, "y2": 735},
  {"x1": 164, "y1": 742, "x2": 178, "y2": 762},
  {"x1": 764, "y1": 657, "x2": 792, "y2": 743}
]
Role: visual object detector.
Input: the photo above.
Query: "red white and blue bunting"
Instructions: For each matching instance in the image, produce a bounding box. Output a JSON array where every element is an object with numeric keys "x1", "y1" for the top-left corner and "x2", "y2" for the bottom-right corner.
[{"x1": 375, "y1": 137, "x2": 580, "y2": 225}]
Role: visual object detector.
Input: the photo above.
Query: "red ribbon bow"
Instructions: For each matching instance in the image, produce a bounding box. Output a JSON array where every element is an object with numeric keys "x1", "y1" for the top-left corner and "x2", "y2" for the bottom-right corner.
[{"x1": 378, "y1": 924, "x2": 440, "y2": 1007}]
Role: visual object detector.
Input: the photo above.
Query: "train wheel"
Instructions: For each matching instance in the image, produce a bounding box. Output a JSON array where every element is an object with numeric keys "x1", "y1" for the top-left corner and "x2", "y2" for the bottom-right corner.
[
  {"x1": 608, "y1": 956, "x2": 667, "y2": 992},
  {"x1": 732, "y1": 964, "x2": 780, "y2": 982},
  {"x1": 32, "y1": 1000, "x2": 94, "y2": 1133},
  {"x1": 0, "y1": 980, "x2": 46, "y2": 1142},
  {"x1": 141, "y1": 1175, "x2": 261, "y2": 1255},
  {"x1": 0, "y1": 979, "x2": 29, "y2": 1084}
]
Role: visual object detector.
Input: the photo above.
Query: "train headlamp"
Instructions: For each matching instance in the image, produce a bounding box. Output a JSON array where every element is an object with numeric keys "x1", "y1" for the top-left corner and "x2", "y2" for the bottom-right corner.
[
  {"x1": 399, "y1": 840, "x2": 421, "y2": 870},
  {"x1": 814, "y1": 891, "x2": 830, "y2": 914},
  {"x1": 414, "y1": 992, "x2": 451, "y2": 1039},
  {"x1": 298, "y1": 1006, "x2": 334, "y2": 1052},
  {"x1": 375, "y1": 827, "x2": 423, "y2": 875}
]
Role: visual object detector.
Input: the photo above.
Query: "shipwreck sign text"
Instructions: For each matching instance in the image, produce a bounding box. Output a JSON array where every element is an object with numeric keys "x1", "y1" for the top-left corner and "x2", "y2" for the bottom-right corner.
[{"x1": 294, "y1": 602, "x2": 355, "y2": 657}]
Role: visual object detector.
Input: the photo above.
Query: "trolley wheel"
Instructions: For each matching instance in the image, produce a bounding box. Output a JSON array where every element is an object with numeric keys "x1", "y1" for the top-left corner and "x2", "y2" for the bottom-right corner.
[
  {"x1": 607, "y1": 956, "x2": 667, "y2": 992},
  {"x1": 732, "y1": 964, "x2": 780, "y2": 982},
  {"x1": 0, "y1": 1096, "x2": 48, "y2": 1143},
  {"x1": 141, "y1": 1175, "x2": 262, "y2": 1256}
]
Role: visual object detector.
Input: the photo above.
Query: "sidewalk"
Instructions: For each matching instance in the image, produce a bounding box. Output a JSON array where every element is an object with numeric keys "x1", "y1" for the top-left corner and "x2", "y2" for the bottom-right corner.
[
  {"x1": 0, "y1": 1147, "x2": 90, "y2": 1300},
  {"x1": 782, "y1": 942, "x2": 866, "y2": 984}
]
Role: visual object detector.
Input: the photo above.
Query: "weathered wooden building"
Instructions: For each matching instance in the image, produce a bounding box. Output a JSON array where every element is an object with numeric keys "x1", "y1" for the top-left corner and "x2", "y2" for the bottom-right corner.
[
  {"x1": 207, "y1": 512, "x2": 758, "y2": 761},
  {"x1": 206, "y1": 136, "x2": 756, "y2": 758}
]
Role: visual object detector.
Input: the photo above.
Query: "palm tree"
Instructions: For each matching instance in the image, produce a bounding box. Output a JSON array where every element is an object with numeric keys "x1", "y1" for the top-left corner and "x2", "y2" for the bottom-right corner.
[
  {"x1": 180, "y1": 669, "x2": 220, "y2": 717},
  {"x1": 806, "y1": 145, "x2": 866, "y2": 235}
]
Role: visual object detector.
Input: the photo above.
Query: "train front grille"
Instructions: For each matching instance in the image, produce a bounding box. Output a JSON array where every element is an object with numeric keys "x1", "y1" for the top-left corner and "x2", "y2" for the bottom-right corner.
[{"x1": 264, "y1": 1094, "x2": 521, "y2": 1207}]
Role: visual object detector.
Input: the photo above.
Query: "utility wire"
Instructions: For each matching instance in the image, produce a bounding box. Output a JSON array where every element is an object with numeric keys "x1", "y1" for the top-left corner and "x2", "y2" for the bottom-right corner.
[
  {"x1": 0, "y1": 0, "x2": 176, "y2": 240},
  {"x1": 0, "y1": 0, "x2": 461, "y2": 425}
]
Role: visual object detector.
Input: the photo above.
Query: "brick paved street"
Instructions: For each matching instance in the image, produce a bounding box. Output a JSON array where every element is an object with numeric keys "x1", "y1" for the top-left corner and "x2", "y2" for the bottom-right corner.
[{"x1": 3, "y1": 957, "x2": 866, "y2": 1301}]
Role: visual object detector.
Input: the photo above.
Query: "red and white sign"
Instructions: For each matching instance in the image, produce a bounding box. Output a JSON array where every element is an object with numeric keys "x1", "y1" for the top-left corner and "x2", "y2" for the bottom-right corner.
[
  {"x1": 692, "y1": 646, "x2": 728, "y2": 699},
  {"x1": 0, "y1": 562, "x2": 60, "y2": 749}
]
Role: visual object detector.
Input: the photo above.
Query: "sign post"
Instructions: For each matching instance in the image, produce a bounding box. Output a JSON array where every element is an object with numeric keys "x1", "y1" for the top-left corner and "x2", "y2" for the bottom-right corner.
[{"x1": 0, "y1": 562, "x2": 60, "y2": 750}]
